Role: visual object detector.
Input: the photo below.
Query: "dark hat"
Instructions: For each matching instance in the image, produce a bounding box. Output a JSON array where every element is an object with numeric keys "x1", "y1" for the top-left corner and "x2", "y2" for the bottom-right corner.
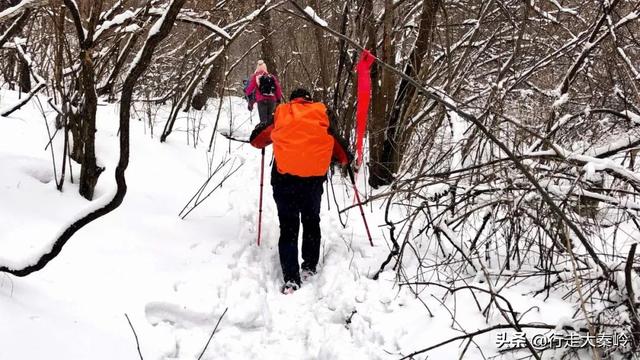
[{"x1": 289, "y1": 88, "x2": 312, "y2": 101}]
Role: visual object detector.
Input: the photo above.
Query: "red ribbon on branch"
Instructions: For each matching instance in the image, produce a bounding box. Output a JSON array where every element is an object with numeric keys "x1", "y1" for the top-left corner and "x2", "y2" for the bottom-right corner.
[{"x1": 355, "y1": 49, "x2": 375, "y2": 168}]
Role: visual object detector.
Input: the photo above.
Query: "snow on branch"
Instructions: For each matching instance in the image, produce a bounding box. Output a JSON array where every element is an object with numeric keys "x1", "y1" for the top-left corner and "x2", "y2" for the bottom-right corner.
[
  {"x1": 198, "y1": 1, "x2": 279, "y2": 66},
  {"x1": 587, "y1": 134, "x2": 640, "y2": 159},
  {"x1": 0, "y1": 6, "x2": 30, "y2": 48},
  {"x1": 0, "y1": 82, "x2": 45, "y2": 117},
  {"x1": 617, "y1": 47, "x2": 640, "y2": 80},
  {"x1": 526, "y1": 146, "x2": 640, "y2": 190},
  {"x1": 528, "y1": 0, "x2": 558, "y2": 24},
  {"x1": 542, "y1": 181, "x2": 640, "y2": 211},
  {"x1": 176, "y1": 15, "x2": 230, "y2": 40},
  {"x1": 98, "y1": 0, "x2": 123, "y2": 22},
  {"x1": 0, "y1": 0, "x2": 43, "y2": 21},
  {"x1": 93, "y1": 9, "x2": 139, "y2": 41},
  {"x1": 548, "y1": 0, "x2": 578, "y2": 16},
  {"x1": 303, "y1": 6, "x2": 328, "y2": 27},
  {"x1": 223, "y1": 0, "x2": 280, "y2": 29},
  {"x1": 148, "y1": 8, "x2": 232, "y2": 40}
]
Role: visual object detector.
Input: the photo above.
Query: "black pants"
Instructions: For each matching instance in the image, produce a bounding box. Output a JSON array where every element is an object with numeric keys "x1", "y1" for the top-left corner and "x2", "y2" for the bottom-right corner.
[
  {"x1": 272, "y1": 179, "x2": 324, "y2": 284},
  {"x1": 257, "y1": 100, "x2": 276, "y2": 124}
]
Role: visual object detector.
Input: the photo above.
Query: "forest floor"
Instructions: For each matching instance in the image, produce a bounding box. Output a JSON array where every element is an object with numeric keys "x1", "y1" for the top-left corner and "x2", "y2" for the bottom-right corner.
[{"x1": 0, "y1": 89, "x2": 577, "y2": 359}]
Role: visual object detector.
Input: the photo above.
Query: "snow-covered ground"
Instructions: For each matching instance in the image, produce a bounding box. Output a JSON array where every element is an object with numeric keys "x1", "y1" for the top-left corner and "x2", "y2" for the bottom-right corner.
[{"x1": 1, "y1": 89, "x2": 578, "y2": 359}]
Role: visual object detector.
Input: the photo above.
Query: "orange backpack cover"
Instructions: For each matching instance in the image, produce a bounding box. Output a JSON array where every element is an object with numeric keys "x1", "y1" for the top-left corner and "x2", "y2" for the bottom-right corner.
[{"x1": 271, "y1": 100, "x2": 334, "y2": 177}]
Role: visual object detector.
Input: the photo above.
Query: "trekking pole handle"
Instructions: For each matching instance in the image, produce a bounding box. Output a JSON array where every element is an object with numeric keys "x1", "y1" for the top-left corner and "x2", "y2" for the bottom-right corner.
[{"x1": 347, "y1": 165, "x2": 356, "y2": 185}]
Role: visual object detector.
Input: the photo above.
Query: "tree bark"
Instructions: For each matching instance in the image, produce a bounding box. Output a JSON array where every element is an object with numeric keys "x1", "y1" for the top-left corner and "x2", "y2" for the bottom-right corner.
[
  {"x1": 64, "y1": 0, "x2": 105, "y2": 200},
  {"x1": 379, "y1": 0, "x2": 440, "y2": 184},
  {"x1": 78, "y1": 48, "x2": 103, "y2": 200},
  {"x1": 256, "y1": 0, "x2": 277, "y2": 76},
  {"x1": 192, "y1": 53, "x2": 225, "y2": 110},
  {"x1": 18, "y1": 55, "x2": 30, "y2": 92},
  {"x1": 368, "y1": 0, "x2": 397, "y2": 188},
  {"x1": 68, "y1": 105, "x2": 84, "y2": 162},
  {"x1": 3, "y1": 53, "x2": 16, "y2": 90}
]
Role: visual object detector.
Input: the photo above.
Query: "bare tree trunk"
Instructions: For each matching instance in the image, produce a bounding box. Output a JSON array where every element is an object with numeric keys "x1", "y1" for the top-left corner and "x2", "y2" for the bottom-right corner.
[
  {"x1": 18, "y1": 56, "x2": 30, "y2": 92},
  {"x1": 381, "y1": 0, "x2": 440, "y2": 181},
  {"x1": 368, "y1": 0, "x2": 397, "y2": 188},
  {"x1": 68, "y1": 105, "x2": 83, "y2": 161},
  {"x1": 192, "y1": 53, "x2": 225, "y2": 110},
  {"x1": 256, "y1": 0, "x2": 277, "y2": 75},
  {"x1": 78, "y1": 48, "x2": 103, "y2": 200},
  {"x1": 3, "y1": 53, "x2": 16, "y2": 89},
  {"x1": 62, "y1": 0, "x2": 105, "y2": 200}
]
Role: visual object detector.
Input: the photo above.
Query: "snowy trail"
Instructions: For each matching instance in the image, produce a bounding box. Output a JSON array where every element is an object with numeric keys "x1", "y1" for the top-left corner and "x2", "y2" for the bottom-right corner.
[
  {"x1": 0, "y1": 92, "x2": 419, "y2": 360},
  {"x1": 0, "y1": 91, "x2": 569, "y2": 360},
  {"x1": 140, "y1": 146, "x2": 401, "y2": 360}
]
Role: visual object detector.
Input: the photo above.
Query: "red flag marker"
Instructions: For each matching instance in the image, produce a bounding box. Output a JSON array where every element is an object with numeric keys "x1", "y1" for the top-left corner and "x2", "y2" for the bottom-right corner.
[{"x1": 355, "y1": 50, "x2": 375, "y2": 168}]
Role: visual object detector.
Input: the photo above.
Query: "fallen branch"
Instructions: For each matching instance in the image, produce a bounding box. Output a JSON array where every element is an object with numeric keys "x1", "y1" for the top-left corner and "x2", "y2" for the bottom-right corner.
[
  {"x1": 0, "y1": 81, "x2": 45, "y2": 117},
  {"x1": 179, "y1": 158, "x2": 244, "y2": 219},
  {"x1": 0, "y1": 0, "x2": 187, "y2": 277}
]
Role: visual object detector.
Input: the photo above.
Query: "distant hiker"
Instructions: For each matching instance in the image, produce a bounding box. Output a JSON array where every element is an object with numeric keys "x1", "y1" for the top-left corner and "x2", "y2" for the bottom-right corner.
[
  {"x1": 249, "y1": 88, "x2": 352, "y2": 294},
  {"x1": 244, "y1": 59, "x2": 283, "y2": 122}
]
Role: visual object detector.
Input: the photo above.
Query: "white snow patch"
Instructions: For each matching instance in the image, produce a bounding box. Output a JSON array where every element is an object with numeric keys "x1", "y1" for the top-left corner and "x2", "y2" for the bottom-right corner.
[
  {"x1": 122, "y1": 24, "x2": 141, "y2": 33},
  {"x1": 0, "y1": 88, "x2": 605, "y2": 360},
  {"x1": 622, "y1": 110, "x2": 640, "y2": 124},
  {"x1": 552, "y1": 93, "x2": 569, "y2": 108}
]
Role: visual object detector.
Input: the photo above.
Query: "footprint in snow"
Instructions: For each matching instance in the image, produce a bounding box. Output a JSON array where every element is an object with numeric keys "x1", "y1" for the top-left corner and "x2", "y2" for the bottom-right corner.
[{"x1": 145, "y1": 301, "x2": 214, "y2": 328}]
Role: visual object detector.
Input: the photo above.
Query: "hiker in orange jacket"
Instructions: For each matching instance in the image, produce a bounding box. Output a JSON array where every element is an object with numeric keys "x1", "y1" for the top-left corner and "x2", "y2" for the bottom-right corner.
[{"x1": 249, "y1": 88, "x2": 352, "y2": 294}]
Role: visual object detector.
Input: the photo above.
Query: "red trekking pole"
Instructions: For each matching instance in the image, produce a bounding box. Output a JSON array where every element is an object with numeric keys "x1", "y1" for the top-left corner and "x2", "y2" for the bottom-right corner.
[
  {"x1": 257, "y1": 148, "x2": 265, "y2": 246},
  {"x1": 348, "y1": 167, "x2": 373, "y2": 247}
]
